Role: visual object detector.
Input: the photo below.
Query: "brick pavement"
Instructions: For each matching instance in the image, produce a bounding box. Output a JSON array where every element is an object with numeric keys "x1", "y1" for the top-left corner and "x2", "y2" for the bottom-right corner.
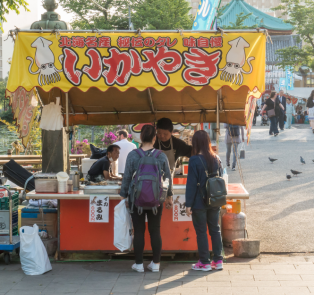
[{"x1": 1, "y1": 255, "x2": 314, "y2": 295}]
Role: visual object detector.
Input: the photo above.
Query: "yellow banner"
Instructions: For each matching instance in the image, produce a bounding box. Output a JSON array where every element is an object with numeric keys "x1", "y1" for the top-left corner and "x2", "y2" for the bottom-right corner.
[{"x1": 7, "y1": 32, "x2": 265, "y2": 93}]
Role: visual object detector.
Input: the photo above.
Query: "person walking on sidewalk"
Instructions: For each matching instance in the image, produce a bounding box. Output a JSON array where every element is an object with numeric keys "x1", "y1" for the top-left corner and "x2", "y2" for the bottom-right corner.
[
  {"x1": 224, "y1": 124, "x2": 244, "y2": 171},
  {"x1": 285, "y1": 98, "x2": 295, "y2": 129},
  {"x1": 185, "y1": 130, "x2": 223, "y2": 271},
  {"x1": 306, "y1": 90, "x2": 314, "y2": 134},
  {"x1": 260, "y1": 91, "x2": 284, "y2": 137},
  {"x1": 120, "y1": 125, "x2": 173, "y2": 273},
  {"x1": 276, "y1": 90, "x2": 286, "y2": 131}
]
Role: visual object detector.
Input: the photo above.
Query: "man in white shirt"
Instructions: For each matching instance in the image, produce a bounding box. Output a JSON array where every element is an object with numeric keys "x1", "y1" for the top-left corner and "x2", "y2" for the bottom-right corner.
[{"x1": 115, "y1": 129, "x2": 137, "y2": 175}]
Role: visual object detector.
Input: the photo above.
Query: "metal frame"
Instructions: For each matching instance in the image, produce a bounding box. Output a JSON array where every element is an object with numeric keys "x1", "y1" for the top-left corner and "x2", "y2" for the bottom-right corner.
[
  {"x1": 61, "y1": 109, "x2": 244, "y2": 115},
  {"x1": 10, "y1": 29, "x2": 267, "y2": 34}
]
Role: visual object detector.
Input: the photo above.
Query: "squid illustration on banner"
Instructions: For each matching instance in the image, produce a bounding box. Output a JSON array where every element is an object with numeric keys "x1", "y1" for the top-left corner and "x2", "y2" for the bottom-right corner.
[
  {"x1": 6, "y1": 32, "x2": 265, "y2": 94},
  {"x1": 5, "y1": 87, "x2": 39, "y2": 147}
]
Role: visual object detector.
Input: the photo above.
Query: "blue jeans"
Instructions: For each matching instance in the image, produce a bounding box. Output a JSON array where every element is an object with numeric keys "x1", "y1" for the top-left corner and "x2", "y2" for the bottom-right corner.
[
  {"x1": 226, "y1": 142, "x2": 238, "y2": 168},
  {"x1": 192, "y1": 207, "x2": 223, "y2": 264},
  {"x1": 269, "y1": 116, "x2": 279, "y2": 135}
]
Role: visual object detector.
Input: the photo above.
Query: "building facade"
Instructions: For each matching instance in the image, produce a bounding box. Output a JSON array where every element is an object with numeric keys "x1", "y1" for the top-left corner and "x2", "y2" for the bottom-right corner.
[
  {"x1": 220, "y1": 0, "x2": 285, "y2": 18},
  {"x1": 187, "y1": 0, "x2": 199, "y2": 17}
]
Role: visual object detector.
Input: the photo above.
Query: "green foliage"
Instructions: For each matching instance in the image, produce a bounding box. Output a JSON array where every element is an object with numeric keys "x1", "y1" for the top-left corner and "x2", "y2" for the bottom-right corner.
[
  {"x1": 59, "y1": 0, "x2": 138, "y2": 30},
  {"x1": 0, "y1": 109, "x2": 14, "y2": 123},
  {"x1": 0, "y1": 77, "x2": 13, "y2": 122},
  {"x1": 133, "y1": 0, "x2": 193, "y2": 30},
  {"x1": 221, "y1": 12, "x2": 259, "y2": 30},
  {"x1": 0, "y1": 0, "x2": 29, "y2": 32},
  {"x1": 272, "y1": 0, "x2": 314, "y2": 70},
  {"x1": 59, "y1": 0, "x2": 193, "y2": 30}
]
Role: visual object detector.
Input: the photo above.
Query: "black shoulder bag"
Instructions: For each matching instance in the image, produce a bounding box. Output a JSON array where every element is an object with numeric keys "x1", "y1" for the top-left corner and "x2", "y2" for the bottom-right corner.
[{"x1": 198, "y1": 156, "x2": 227, "y2": 207}]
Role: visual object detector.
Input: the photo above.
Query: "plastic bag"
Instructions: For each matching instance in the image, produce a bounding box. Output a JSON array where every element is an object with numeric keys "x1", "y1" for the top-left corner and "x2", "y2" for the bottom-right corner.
[
  {"x1": 114, "y1": 199, "x2": 133, "y2": 252},
  {"x1": 239, "y1": 143, "x2": 245, "y2": 159},
  {"x1": 20, "y1": 224, "x2": 52, "y2": 275}
]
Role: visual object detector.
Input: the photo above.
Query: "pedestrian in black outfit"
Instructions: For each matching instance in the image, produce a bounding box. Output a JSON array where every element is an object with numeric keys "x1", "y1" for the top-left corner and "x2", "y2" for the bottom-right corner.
[
  {"x1": 120, "y1": 125, "x2": 172, "y2": 273},
  {"x1": 260, "y1": 91, "x2": 285, "y2": 136},
  {"x1": 276, "y1": 90, "x2": 287, "y2": 131}
]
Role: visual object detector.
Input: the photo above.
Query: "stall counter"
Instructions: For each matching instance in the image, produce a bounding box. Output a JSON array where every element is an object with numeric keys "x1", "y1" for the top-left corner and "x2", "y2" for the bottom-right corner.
[{"x1": 26, "y1": 183, "x2": 249, "y2": 255}]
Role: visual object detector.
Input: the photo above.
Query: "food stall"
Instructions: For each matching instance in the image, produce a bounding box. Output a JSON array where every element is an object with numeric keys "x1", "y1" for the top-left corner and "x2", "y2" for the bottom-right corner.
[{"x1": 6, "y1": 29, "x2": 265, "y2": 256}]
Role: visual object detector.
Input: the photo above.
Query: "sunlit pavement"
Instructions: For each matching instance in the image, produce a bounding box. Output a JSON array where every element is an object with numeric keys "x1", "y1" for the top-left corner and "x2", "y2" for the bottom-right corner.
[
  {"x1": 1, "y1": 256, "x2": 314, "y2": 295},
  {"x1": 219, "y1": 118, "x2": 314, "y2": 252}
]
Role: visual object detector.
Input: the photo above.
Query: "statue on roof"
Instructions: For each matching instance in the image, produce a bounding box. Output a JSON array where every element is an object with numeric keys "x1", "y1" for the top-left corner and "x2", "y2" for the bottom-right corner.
[{"x1": 30, "y1": 0, "x2": 72, "y2": 30}]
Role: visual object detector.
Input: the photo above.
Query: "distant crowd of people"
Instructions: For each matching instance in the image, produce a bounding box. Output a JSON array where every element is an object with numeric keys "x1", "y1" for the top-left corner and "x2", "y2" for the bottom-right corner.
[{"x1": 255, "y1": 90, "x2": 314, "y2": 135}]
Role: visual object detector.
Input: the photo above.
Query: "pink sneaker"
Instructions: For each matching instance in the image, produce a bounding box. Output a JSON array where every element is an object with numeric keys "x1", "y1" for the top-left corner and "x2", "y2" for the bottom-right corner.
[
  {"x1": 211, "y1": 260, "x2": 223, "y2": 270},
  {"x1": 192, "y1": 260, "x2": 212, "y2": 271}
]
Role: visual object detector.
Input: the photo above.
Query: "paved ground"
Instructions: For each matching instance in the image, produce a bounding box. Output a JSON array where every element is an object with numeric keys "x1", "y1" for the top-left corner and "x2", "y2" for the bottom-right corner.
[
  {"x1": 1, "y1": 255, "x2": 314, "y2": 295},
  {"x1": 219, "y1": 119, "x2": 314, "y2": 252}
]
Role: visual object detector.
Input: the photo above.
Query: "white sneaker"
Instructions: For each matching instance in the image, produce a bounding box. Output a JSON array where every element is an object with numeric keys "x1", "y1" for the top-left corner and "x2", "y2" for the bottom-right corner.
[
  {"x1": 147, "y1": 261, "x2": 160, "y2": 272},
  {"x1": 132, "y1": 263, "x2": 144, "y2": 272}
]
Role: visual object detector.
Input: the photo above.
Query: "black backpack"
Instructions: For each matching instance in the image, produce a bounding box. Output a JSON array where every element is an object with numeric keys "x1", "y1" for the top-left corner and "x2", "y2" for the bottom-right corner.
[
  {"x1": 228, "y1": 125, "x2": 240, "y2": 137},
  {"x1": 198, "y1": 156, "x2": 227, "y2": 208}
]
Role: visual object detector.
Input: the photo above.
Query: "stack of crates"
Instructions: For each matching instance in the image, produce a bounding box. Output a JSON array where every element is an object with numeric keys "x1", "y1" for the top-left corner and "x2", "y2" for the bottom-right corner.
[{"x1": 0, "y1": 192, "x2": 19, "y2": 236}]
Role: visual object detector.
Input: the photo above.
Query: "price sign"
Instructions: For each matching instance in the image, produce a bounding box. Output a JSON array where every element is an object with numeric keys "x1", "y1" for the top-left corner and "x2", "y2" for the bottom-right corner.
[{"x1": 89, "y1": 195, "x2": 109, "y2": 223}]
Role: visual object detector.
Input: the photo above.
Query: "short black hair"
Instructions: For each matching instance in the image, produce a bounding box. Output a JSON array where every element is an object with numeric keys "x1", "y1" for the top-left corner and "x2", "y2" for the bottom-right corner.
[
  {"x1": 141, "y1": 125, "x2": 156, "y2": 143},
  {"x1": 107, "y1": 144, "x2": 120, "y2": 153},
  {"x1": 156, "y1": 118, "x2": 173, "y2": 132},
  {"x1": 117, "y1": 129, "x2": 128, "y2": 138}
]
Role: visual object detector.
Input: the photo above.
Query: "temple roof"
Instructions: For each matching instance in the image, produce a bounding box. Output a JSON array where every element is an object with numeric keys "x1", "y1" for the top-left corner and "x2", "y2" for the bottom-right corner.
[{"x1": 217, "y1": 0, "x2": 294, "y2": 35}]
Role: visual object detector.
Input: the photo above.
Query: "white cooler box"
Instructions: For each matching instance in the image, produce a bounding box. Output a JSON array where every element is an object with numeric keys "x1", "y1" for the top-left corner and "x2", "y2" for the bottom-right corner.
[{"x1": 82, "y1": 158, "x2": 97, "y2": 180}]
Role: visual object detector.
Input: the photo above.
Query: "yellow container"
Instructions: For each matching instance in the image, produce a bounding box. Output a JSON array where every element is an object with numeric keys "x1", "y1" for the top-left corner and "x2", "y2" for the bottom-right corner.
[
  {"x1": 18, "y1": 208, "x2": 22, "y2": 232},
  {"x1": 232, "y1": 200, "x2": 241, "y2": 214}
]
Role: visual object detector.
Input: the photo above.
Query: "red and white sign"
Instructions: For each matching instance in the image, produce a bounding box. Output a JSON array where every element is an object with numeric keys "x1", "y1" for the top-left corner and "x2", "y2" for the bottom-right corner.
[
  {"x1": 173, "y1": 194, "x2": 191, "y2": 222},
  {"x1": 89, "y1": 195, "x2": 109, "y2": 223}
]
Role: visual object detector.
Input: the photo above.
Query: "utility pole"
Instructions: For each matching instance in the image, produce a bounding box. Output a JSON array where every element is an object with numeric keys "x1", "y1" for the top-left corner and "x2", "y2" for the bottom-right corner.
[{"x1": 128, "y1": 5, "x2": 134, "y2": 30}]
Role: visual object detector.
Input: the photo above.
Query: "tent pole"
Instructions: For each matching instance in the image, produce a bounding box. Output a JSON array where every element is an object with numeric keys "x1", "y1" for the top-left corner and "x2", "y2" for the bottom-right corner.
[
  {"x1": 66, "y1": 93, "x2": 69, "y2": 132},
  {"x1": 66, "y1": 92, "x2": 70, "y2": 174},
  {"x1": 216, "y1": 90, "x2": 221, "y2": 154}
]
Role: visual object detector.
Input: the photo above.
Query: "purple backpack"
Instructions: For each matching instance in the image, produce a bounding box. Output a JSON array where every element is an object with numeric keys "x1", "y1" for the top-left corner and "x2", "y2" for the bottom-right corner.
[{"x1": 130, "y1": 149, "x2": 167, "y2": 215}]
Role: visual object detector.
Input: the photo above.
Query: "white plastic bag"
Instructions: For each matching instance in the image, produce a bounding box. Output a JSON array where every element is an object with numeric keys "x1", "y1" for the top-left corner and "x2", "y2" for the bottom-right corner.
[
  {"x1": 114, "y1": 199, "x2": 133, "y2": 252},
  {"x1": 20, "y1": 224, "x2": 52, "y2": 275}
]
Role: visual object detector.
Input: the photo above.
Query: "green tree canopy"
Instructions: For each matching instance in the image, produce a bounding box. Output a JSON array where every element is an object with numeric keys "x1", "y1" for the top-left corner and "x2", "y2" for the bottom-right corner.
[
  {"x1": 59, "y1": 0, "x2": 193, "y2": 30},
  {"x1": 132, "y1": 0, "x2": 193, "y2": 30},
  {"x1": 272, "y1": 0, "x2": 314, "y2": 70},
  {"x1": 0, "y1": 0, "x2": 29, "y2": 32}
]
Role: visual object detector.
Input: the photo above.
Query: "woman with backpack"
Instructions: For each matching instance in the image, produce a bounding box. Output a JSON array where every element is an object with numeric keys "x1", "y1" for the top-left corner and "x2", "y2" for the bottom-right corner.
[
  {"x1": 120, "y1": 125, "x2": 173, "y2": 273},
  {"x1": 185, "y1": 130, "x2": 224, "y2": 271}
]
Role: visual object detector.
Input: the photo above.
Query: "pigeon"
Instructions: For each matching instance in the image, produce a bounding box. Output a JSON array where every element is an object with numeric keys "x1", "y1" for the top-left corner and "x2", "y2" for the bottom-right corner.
[
  {"x1": 300, "y1": 156, "x2": 306, "y2": 164},
  {"x1": 291, "y1": 169, "x2": 302, "y2": 176},
  {"x1": 312, "y1": 160, "x2": 314, "y2": 163},
  {"x1": 286, "y1": 174, "x2": 292, "y2": 180},
  {"x1": 269, "y1": 157, "x2": 278, "y2": 163}
]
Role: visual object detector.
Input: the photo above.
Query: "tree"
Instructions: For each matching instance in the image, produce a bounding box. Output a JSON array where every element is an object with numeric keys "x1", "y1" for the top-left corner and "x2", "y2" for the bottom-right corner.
[
  {"x1": 0, "y1": 0, "x2": 29, "y2": 32},
  {"x1": 59, "y1": 0, "x2": 193, "y2": 30},
  {"x1": 272, "y1": 0, "x2": 314, "y2": 70},
  {"x1": 132, "y1": 0, "x2": 193, "y2": 30},
  {"x1": 59, "y1": 0, "x2": 138, "y2": 30}
]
